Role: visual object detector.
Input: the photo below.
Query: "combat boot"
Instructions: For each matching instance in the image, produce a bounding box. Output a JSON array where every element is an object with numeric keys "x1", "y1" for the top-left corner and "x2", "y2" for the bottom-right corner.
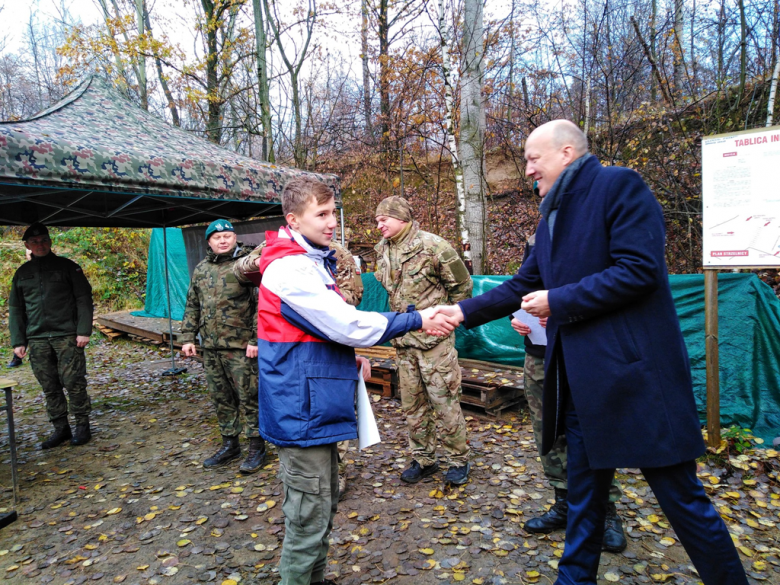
[
  {"x1": 338, "y1": 474, "x2": 348, "y2": 500},
  {"x1": 444, "y1": 462, "x2": 471, "y2": 485},
  {"x1": 71, "y1": 422, "x2": 92, "y2": 446},
  {"x1": 41, "y1": 420, "x2": 72, "y2": 450},
  {"x1": 400, "y1": 460, "x2": 439, "y2": 483},
  {"x1": 239, "y1": 437, "x2": 266, "y2": 474},
  {"x1": 602, "y1": 502, "x2": 628, "y2": 552},
  {"x1": 525, "y1": 488, "x2": 568, "y2": 533},
  {"x1": 204, "y1": 435, "x2": 241, "y2": 468}
]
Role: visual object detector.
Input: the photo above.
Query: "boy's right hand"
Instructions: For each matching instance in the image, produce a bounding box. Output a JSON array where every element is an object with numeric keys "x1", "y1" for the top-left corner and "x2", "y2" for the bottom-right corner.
[{"x1": 182, "y1": 343, "x2": 197, "y2": 357}]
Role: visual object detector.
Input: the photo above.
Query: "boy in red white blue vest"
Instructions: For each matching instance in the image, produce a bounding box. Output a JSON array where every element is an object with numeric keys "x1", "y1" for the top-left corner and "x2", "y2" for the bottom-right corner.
[{"x1": 256, "y1": 177, "x2": 454, "y2": 585}]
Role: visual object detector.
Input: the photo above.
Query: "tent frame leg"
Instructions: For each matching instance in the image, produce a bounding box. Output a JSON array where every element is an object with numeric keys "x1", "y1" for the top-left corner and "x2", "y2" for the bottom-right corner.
[{"x1": 161, "y1": 226, "x2": 187, "y2": 377}]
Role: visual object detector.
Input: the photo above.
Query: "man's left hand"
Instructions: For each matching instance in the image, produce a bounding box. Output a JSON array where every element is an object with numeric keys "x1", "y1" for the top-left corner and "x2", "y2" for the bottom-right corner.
[
  {"x1": 521, "y1": 291, "x2": 551, "y2": 318},
  {"x1": 356, "y1": 355, "x2": 371, "y2": 381},
  {"x1": 76, "y1": 335, "x2": 90, "y2": 348},
  {"x1": 246, "y1": 345, "x2": 258, "y2": 358}
]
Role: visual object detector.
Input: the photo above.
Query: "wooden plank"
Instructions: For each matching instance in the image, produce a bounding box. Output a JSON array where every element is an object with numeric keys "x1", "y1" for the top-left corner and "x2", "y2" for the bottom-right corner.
[
  {"x1": 96, "y1": 311, "x2": 168, "y2": 343},
  {"x1": 704, "y1": 269, "x2": 721, "y2": 448}
]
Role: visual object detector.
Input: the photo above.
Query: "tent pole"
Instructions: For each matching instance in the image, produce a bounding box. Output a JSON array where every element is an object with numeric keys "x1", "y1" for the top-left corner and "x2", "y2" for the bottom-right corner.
[
  {"x1": 162, "y1": 226, "x2": 186, "y2": 376},
  {"x1": 340, "y1": 207, "x2": 345, "y2": 247}
]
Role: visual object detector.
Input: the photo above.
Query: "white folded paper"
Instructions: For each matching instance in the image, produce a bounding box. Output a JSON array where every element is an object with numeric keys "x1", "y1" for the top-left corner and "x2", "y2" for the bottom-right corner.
[
  {"x1": 512, "y1": 309, "x2": 547, "y2": 346},
  {"x1": 356, "y1": 366, "x2": 381, "y2": 449}
]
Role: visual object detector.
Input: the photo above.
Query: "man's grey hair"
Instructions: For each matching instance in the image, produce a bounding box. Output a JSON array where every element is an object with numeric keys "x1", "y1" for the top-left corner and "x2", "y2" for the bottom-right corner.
[{"x1": 550, "y1": 121, "x2": 589, "y2": 155}]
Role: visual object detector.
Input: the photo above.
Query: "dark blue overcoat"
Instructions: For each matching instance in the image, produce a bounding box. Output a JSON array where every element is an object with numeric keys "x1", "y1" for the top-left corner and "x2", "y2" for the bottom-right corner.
[{"x1": 460, "y1": 156, "x2": 705, "y2": 469}]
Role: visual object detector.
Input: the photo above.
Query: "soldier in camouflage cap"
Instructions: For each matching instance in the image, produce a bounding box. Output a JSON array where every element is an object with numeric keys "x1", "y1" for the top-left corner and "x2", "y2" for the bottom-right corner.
[
  {"x1": 374, "y1": 196, "x2": 473, "y2": 485},
  {"x1": 181, "y1": 219, "x2": 265, "y2": 474},
  {"x1": 234, "y1": 233, "x2": 363, "y2": 497},
  {"x1": 9, "y1": 223, "x2": 94, "y2": 449}
]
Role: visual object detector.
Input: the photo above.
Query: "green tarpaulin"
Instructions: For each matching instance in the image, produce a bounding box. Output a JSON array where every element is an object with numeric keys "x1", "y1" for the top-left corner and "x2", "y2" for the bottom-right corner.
[
  {"x1": 358, "y1": 273, "x2": 780, "y2": 442},
  {"x1": 132, "y1": 228, "x2": 188, "y2": 321}
]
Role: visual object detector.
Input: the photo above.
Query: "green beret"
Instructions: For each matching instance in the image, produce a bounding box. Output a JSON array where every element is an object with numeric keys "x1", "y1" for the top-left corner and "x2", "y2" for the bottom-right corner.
[{"x1": 205, "y1": 219, "x2": 235, "y2": 241}]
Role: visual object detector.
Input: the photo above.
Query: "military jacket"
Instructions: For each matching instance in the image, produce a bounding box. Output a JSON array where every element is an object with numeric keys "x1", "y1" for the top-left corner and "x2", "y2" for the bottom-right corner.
[
  {"x1": 181, "y1": 243, "x2": 258, "y2": 350},
  {"x1": 375, "y1": 222, "x2": 472, "y2": 350},
  {"x1": 9, "y1": 252, "x2": 94, "y2": 348},
  {"x1": 234, "y1": 239, "x2": 363, "y2": 307}
]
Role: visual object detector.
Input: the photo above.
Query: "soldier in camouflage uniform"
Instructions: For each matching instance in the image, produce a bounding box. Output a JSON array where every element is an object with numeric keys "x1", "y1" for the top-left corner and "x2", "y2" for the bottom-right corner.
[
  {"x1": 234, "y1": 235, "x2": 363, "y2": 496},
  {"x1": 181, "y1": 219, "x2": 265, "y2": 474},
  {"x1": 374, "y1": 196, "x2": 473, "y2": 485},
  {"x1": 512, "y1": 232, "x2": 627, "y2": 552},
  {"x1": 9, "y1": 223, "x2": 94, "y2": 449}
]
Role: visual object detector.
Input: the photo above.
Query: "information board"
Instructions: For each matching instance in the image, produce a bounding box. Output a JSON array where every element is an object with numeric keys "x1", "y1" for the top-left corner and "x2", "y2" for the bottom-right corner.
[{"x1": 702, "y1": 126, "x2": 780, "y2": 266}]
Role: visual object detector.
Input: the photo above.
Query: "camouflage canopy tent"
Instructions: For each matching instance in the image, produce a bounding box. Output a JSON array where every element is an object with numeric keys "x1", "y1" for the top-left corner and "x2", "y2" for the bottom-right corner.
[{"x1": 0, "y1": 76, "x2": 340, "y2": 228}]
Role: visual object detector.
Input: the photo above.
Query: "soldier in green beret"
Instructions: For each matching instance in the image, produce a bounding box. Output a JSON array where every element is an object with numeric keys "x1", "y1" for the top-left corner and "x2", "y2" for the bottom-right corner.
[
  {"x1": 374, "y1": 197, "x2": 474, "y2": 485},
  {"x1": 181, "y1": 219, "x2": 265, "y2": 473},
  {"x1": 9, "y1": 223, "x2": 94, "y2": 449}
]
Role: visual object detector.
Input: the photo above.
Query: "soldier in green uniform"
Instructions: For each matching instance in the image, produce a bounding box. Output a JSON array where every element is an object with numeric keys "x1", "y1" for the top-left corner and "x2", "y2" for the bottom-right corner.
[
  {"x1": 9, "y1": 223, "x2": 94, "y2": 449},
  {"x1": 234, "y1": 235, "x2": 363, "y2": 497},
  {"x1": 181, "y1": 219, "x2": 265, "y2": 474},
  {"x1": 374, "y1": 196, "x2": 473, "y2": 485},
  {"x1": 512, "y1": 232, "x2": 627, "y2": 552}
]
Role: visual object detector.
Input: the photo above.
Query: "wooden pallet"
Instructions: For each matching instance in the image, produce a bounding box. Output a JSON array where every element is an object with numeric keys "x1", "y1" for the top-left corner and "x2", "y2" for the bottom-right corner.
[{"x1": 365, "y1": 367, "x2": 394, "y2": 398}]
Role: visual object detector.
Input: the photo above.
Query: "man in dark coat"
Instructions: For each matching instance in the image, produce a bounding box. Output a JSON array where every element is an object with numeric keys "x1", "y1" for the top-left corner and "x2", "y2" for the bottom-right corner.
[{"x1": 434, "y1": 120, "x2": 747, "y2": 584}]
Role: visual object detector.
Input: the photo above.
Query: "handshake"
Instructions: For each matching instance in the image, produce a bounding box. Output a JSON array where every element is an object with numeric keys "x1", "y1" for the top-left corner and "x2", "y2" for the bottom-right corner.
[{"x1": 417, "y1": 305, "x2": 465, "y2": 336}]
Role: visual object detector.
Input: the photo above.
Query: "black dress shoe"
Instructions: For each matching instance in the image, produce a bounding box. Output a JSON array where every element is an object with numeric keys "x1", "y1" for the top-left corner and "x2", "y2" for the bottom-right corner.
[
  {"x1": 525, "y1": 488, "x2": 568, "y2": 533},
  {"x1": 204, "y1": 435, "x2": 241, "y2": 468},
  {"x1": 444, "y1": 462, "x2": 471, "y2": 485},
  {"x1": 41, "y1": 425, "x2": 72, "y2": 449},
  {"x1": 400, "y1": 460, "x2": 439, "y2": 483},
  {"x1": 602, "y1": 503, "x2": 628, "y2": 552},
  {"x1": 71, "y1": 423, "x2": 92, "y2": 446},
  {"x1": 239, "y1": 437, "x2": 266, "y2": 474}
]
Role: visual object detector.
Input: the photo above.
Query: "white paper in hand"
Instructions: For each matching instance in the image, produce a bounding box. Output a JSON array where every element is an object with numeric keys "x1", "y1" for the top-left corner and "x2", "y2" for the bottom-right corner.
[
  {"x1": 512, "y1": 309, "x2": 547, "y2": 346},
  {"x1": 356, "y1": 366, "x2": 381, "y2": 449}
]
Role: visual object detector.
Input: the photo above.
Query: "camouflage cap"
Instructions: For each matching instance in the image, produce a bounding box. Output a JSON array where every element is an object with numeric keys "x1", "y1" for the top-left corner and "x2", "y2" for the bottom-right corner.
[
  {"x1": 22, "y1": 222, "x2": 49, "y2": 241},
  {"x1": 376, "y1": 196, "x2": 412, "y2": 222},
  {"x1": 205, "y1": 219, "x2": 235, "y2": 240}
]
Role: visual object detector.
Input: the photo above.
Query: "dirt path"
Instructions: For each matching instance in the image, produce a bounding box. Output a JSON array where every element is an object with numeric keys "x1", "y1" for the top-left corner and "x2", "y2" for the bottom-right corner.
[{"x1": 0, "y1": 339, "x2": 777, "y2": 585}]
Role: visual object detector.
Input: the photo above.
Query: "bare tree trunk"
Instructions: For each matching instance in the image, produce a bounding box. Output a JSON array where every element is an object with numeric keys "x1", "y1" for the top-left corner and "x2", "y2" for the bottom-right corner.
[
  {"x1": 252, "y1": 0, "x2": 274, "y2": 161},
  {"x1": 143, "y1": 8, "x2": 180, "y2": 126},
  {"x1": 264, "y1": 0, "x2": 316, "y2": 168},
  {"x1": 460, "y1": 0, "x2": 486, "y2": 274},
  {"x1": 361, "y1": 0, "x2": 373, "y2": 141},
  {"x1": 717, "y1": 0, "x2": 726, "y2": 91},
  {"x1": 631, "y1": 16, "x2": 673, "y2": 106},
  {"x1": 438, "y1": 0, "x2": 468, "y2": 268},
  {"x1": 768, "y1": 58, "x2": 780, "y2": 127},
  {"x1": 738, "y1": 0, "x2": 747, "y2": 101},
  {"x1": 201, "y1": 0, "x2": 222, "y2": 144},
  {"x1": 378, "y1": 0, "x2": 390, "y2": 156},
  {"x1": 96, "y1": 0, "x2": 129, "y2": 92},
  {"x1": 135, "y1": 0, "x2": 147, "y2": 110},
  {"x1": 673, "y1": 0, "x2": 684, "y2": 94},
  {"x1": 584, "y1": 77, "x2": 591, "y2": 138},
  {"x1": 651, "y1": 0, "x2": 657, "y2": 102}
]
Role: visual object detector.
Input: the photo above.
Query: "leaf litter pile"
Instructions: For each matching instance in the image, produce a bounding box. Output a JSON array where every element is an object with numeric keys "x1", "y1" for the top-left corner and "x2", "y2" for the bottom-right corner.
[{"x1": 1, "y1": 339, "x2": 779, "y2": 584}]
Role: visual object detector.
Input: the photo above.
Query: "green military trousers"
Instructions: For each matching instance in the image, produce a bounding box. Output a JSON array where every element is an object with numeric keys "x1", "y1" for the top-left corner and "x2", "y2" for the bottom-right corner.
[
  {"x1": 523, "y1": 353, "x2": 622, "y2": 502},
  {"x1": 202, "y1": 349, "x2": 259, "y2": 438},
  {"x1": 28, "y1": 337, "x2": 90, "y2": 427},
  {"x1": 277, "y1": 443, "x2": 339, "y2": 585},
  {"x1": 397, "y1": 338, "x2": 470, "y2": 468}
]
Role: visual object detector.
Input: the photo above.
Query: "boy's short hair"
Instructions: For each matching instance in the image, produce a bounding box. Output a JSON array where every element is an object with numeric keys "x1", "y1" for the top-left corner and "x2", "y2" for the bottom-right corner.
[{"x1": 282, "y1": 177, "x2": 335, "y2": 217}]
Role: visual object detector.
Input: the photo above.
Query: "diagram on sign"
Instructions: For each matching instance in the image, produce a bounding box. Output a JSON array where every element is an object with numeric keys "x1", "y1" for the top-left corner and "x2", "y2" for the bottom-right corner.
[
  {"x1": 702, "y1": 127, "x2": 780, "y2": 267},
  {"x1": 707, "y1": 214, "x2": 780, "y2": 259}
]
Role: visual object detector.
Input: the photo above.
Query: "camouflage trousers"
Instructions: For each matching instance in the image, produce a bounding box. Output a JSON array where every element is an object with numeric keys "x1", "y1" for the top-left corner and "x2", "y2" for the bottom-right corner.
[
  {"x1": 397, "y1": 339, "x2": 470, "y2": 467},
  {"x1": 28, "y1": 337, "x2": 91, "y2": 427},
  {"x1": 337, "y1": 440, "x2": 349, "y2": 475},
  {"x1": 202, "y1": 349, "x2": 259, "y2": 438},
  {"x1": 524, "y1": 353, "x2": 622, "y2": 502}
]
